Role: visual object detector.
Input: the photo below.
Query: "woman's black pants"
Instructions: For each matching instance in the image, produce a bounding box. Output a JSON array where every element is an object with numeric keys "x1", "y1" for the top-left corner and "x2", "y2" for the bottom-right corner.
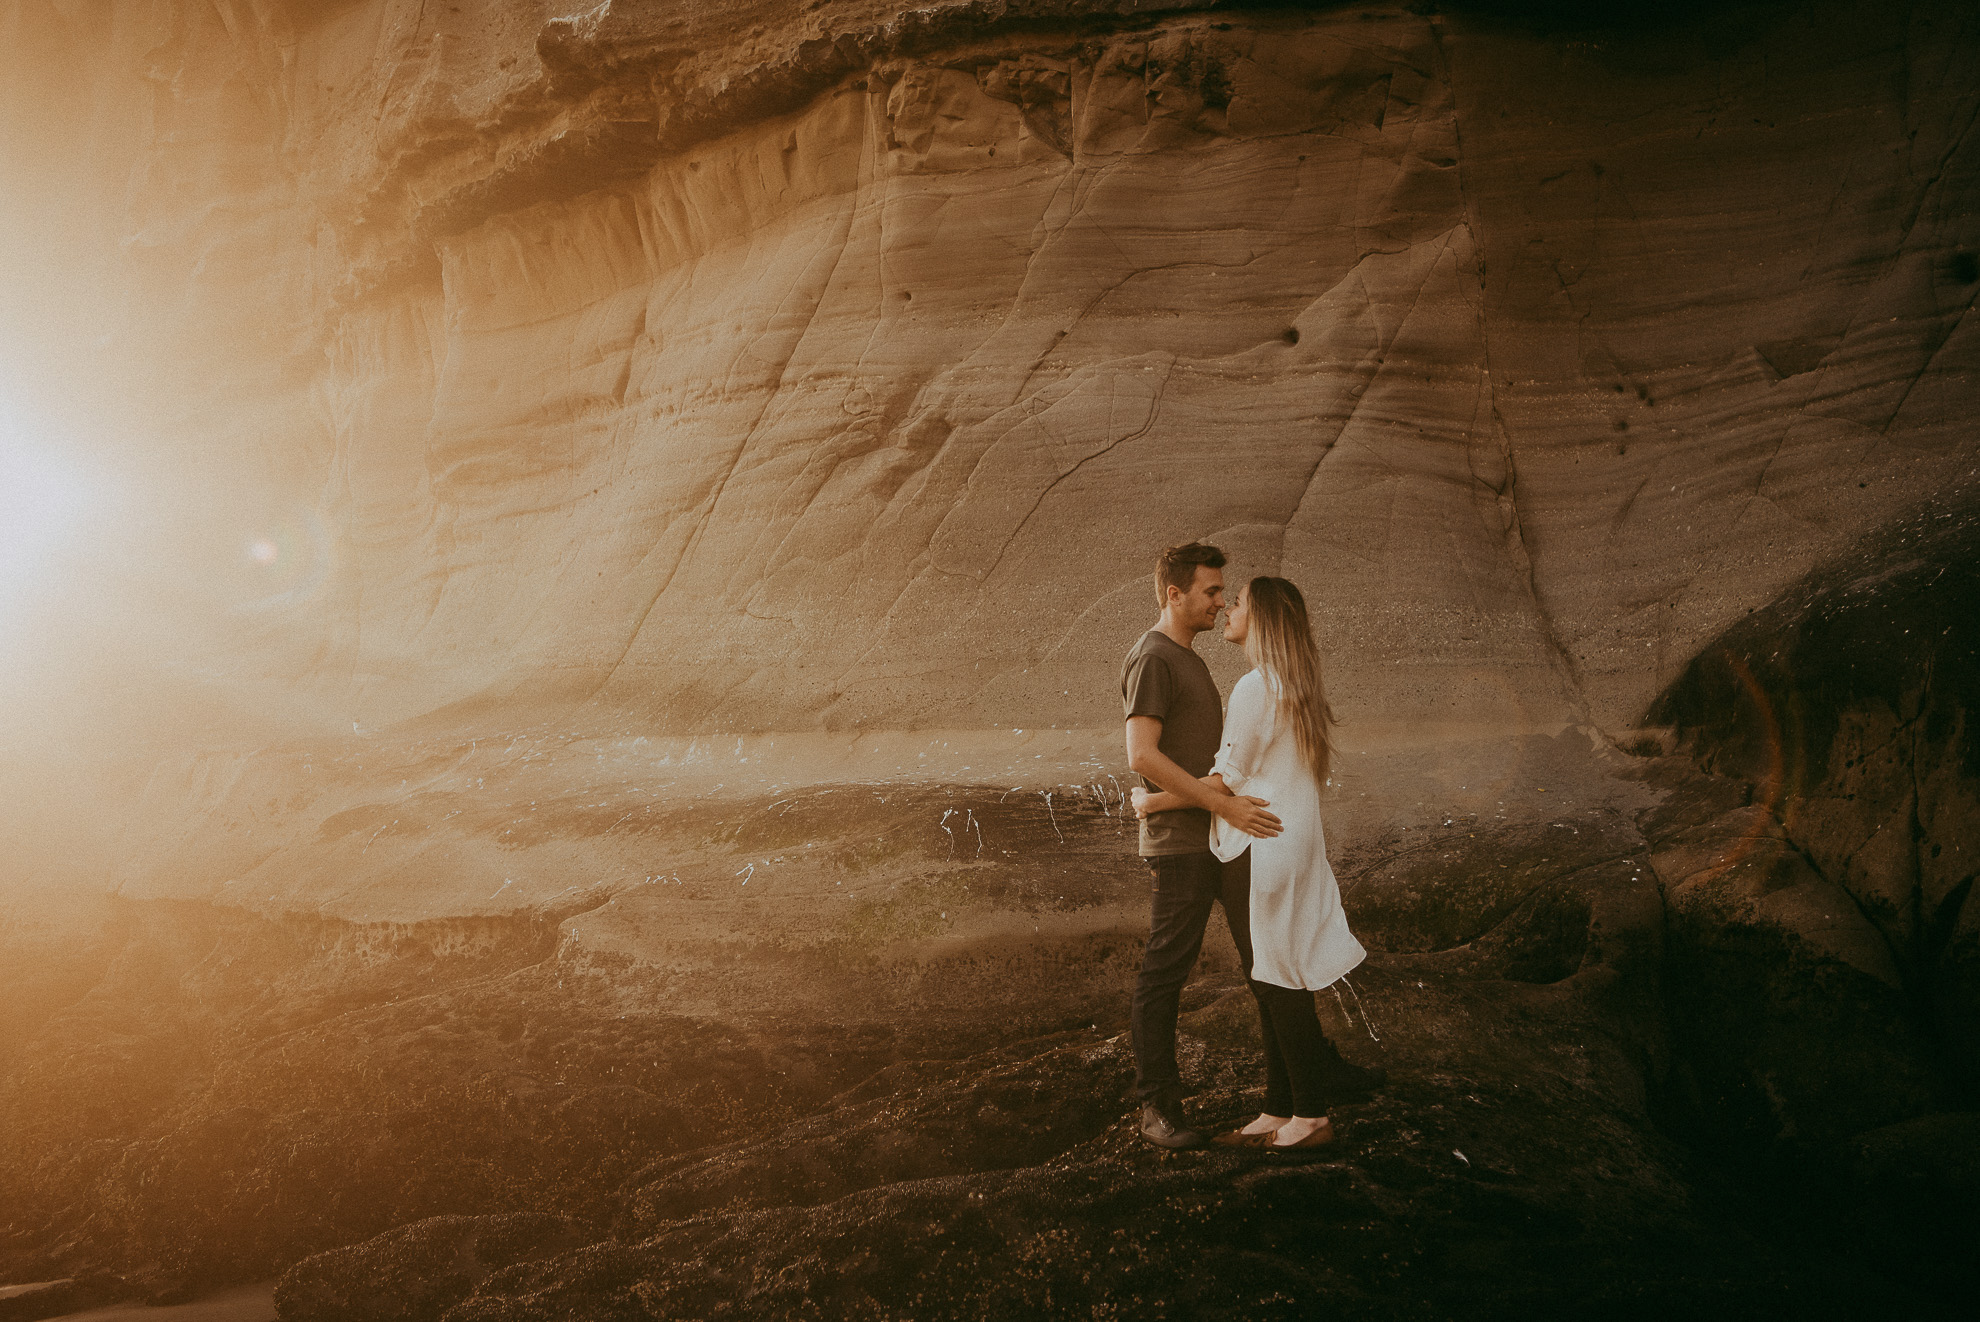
[{"x1": 1223, "y1": 849, "x2": 1348, "y2": 1118}]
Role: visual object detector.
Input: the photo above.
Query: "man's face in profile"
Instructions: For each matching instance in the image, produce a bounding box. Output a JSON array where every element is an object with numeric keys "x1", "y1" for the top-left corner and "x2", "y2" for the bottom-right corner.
[{"x1": 1172, "y1": 565, "x2": 1224, "y2": 633}]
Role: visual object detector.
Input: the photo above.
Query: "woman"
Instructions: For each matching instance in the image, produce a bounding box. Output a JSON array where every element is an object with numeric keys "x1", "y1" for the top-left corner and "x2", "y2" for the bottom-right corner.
[{"x1": 1132, "y1": 576, "x2": 1373, "y2": 1148}]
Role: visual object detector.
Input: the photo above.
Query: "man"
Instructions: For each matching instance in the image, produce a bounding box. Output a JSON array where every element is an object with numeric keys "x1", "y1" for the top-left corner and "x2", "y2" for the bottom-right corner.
[{"x1": 1120, "y1": 542, "x2": 1282, "y2": 1148}]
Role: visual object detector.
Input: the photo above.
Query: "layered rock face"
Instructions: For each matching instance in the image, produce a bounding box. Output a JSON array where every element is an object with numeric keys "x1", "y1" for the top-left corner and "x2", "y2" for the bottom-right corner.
[
  {"x1": 1, "y1": 0, "x2": 1977, "y2": 1316},
  {"x1": 3, "y1": 0, "x2": 1976, "y2": 749}
]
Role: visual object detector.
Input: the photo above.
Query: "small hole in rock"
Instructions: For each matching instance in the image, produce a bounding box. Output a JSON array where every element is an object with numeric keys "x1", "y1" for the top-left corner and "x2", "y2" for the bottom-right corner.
[{"x1": 1282, "y1": 327, "x2": 1300, "y2": 345}]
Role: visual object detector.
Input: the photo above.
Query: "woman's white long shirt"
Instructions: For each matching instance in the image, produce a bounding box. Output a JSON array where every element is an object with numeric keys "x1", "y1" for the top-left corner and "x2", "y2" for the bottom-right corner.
[{"x1": 1208, "y1": 668, "x2": 1367, "y2": 991}]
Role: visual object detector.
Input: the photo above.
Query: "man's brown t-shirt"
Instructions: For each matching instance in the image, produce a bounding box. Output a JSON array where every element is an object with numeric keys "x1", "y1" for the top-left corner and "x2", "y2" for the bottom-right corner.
[{"x1": 1121, "y1": 629, "x2": 1223, "y2": 857}]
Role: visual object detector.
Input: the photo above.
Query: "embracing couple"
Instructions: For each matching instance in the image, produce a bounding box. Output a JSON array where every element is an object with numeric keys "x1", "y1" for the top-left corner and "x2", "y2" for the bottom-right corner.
[{"x1": 1121, "y1": 541, "x2": 1385, "y2": 1150}]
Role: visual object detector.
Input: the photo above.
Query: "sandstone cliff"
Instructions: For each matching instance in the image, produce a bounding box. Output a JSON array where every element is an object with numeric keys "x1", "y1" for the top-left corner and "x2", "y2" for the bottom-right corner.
[{"x1": 4, "y1": 0, "x2": 1975, "y2": 752}]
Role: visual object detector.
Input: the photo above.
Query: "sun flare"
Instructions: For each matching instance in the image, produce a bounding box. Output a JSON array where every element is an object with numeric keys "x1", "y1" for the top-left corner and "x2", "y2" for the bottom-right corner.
[{"x1": 0, "y1": 399, "x2": 89, "y2": 611}]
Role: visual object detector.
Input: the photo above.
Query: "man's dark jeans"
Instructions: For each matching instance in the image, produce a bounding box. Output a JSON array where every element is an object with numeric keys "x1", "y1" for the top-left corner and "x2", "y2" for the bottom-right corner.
[
  {"x1": 1131, "y1": 849, "x2": 1350, "y2": 1111},
  {"x1": 1130, "y1": 850, "x2": 1248, "y2": 1103}
]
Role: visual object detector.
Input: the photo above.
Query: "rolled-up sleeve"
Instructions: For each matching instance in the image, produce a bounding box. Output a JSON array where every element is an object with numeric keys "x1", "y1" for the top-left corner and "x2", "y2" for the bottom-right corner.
[{"x1": 1211, "y1": 671, "x2": 1270, "y2": 794}]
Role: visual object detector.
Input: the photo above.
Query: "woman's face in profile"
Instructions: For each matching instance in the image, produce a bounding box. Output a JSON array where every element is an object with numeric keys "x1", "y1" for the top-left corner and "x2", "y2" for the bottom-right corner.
[{"x1": 1222, "y1": 586, "x2": 1250, "y2": 645}]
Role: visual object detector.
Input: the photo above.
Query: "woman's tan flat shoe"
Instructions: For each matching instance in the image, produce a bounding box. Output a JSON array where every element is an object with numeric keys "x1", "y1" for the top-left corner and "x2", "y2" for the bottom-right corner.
[
  {"x1": 1269, "y1": 1119, "x2": 1336, "y2": 1149},
  {"x1": 1211, "y1": 1128, "x2": 1278, "y2": 1148}
]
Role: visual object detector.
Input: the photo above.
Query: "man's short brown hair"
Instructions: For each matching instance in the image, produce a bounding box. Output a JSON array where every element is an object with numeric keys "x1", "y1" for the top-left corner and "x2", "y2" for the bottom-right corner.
[{"x1": 1155, "y1": 541, "x2": 1226, "y2": 605}]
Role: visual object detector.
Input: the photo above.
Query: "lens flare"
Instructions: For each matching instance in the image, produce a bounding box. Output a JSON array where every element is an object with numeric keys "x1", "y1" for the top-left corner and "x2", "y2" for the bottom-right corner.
[
  {"x1": 236, "y1": 510, "x2": 333, "y2": 611},
  {"x1": 1692, "y1": 649, "x2": 1788, "y2": 886}
]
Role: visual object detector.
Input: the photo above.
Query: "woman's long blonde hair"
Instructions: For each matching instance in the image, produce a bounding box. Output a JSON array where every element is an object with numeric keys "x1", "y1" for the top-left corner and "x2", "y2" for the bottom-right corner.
[{"x1": 1242, "y1": 576, "x2": 1337, "y2": 786}]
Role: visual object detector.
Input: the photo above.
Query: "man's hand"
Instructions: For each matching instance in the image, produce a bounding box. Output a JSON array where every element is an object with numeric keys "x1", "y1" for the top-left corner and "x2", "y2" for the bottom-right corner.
[
  {"x1": 1130, "y1": 787, "x2": 1152, "y2": 819},
  {"x1": 1126, "y1": 718, "x2": 1278, "y2": 833},
  {"x1": 1216, "y1": 795, "x2": 1282, "y2": 838}
]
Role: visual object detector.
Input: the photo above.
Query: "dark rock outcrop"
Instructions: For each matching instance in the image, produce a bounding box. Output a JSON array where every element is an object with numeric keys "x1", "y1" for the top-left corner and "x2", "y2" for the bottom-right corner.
[
  {"x1": 0, "y1": 1279, "x2": 95, "y2": 1322},
  {"x1": 1647, "y1": 489, "x2": 1980, "y2": 1142}
]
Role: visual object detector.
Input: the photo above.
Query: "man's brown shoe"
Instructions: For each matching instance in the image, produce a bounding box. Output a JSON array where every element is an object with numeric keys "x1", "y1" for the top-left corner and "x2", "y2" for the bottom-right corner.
[{"x1": 1139, "y1": 1098, "x2": 1206, "y2": 1149}]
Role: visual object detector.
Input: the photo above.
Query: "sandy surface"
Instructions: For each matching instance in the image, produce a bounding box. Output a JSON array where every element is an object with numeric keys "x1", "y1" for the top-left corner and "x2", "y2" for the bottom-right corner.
[{"x1": 44, "y1": 1284, "x2": 274, "y2": 1322}]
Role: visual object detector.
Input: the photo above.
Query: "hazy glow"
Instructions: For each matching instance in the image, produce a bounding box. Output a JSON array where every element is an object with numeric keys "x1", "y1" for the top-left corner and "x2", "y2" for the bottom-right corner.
[{"x1": 0, "y1": 393, "x2": 90, "y2": 614}]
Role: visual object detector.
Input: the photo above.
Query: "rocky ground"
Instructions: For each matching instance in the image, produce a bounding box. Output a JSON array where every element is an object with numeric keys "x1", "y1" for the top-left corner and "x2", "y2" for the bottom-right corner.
[{"x1": 4, "y1": 710, "x2": 1973, "y2": 1317}]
